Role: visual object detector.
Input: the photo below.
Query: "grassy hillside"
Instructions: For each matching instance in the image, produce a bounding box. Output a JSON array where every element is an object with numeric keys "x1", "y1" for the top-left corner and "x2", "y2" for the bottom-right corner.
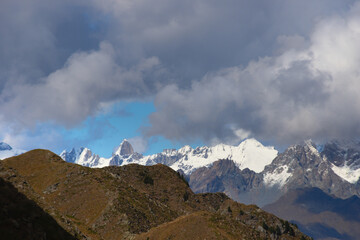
[{"x1": 0, "y1": 150, "x2": 311, "y2": 239}]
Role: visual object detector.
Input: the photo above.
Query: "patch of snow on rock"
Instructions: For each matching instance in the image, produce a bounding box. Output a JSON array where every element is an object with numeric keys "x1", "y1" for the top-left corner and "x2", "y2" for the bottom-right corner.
[
  {"x1": 263, "y1": 165, "x2": 291, "y2": 187},
  {"x1": 331, "y1": 163, "x2": 360, "y2": 184}
]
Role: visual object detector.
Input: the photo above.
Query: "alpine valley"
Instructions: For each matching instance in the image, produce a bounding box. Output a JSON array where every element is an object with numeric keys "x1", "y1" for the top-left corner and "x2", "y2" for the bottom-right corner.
[{"x1": 59, "y1": 138, "x2": 360, "y2": 240}]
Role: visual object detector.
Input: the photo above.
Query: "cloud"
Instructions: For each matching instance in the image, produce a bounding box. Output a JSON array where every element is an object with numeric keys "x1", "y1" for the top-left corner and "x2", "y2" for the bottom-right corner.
[
  {"x1": 0, "y1": 122, "x2": 65, "y2": 151},
  {"x1": 146, "y1": 2, "x2": 360, "y2": 145},
  {"x1": 0, "y1": 0, "x2": 103, "y2": 89},
  {"x1": 0, "y1": 42, "x2": 162, "y2": 127},
  {"x1": 128, "y1": 136, "x2": 148, "y2": 154},
  {"x1": 0, "y1": 0, "x2": 354, "y2": 124},
  {"x1": 0, "y1": 0, "x2": 358, "y2": 149},
  {"x1": 92, "y1": 0, "x2": 355, "y2": 81}
]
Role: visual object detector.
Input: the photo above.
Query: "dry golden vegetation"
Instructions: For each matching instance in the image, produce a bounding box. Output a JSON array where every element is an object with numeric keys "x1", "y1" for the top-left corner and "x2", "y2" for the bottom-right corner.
[{"x1": 0, "y1": 150, "x2": 311, "y2": 240}]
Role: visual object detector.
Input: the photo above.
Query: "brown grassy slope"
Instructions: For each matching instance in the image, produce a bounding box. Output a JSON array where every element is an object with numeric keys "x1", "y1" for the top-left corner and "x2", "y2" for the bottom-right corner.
[
  {"x1": 0, "y1": 150, "x2": 311, "y2": 240},
  {"x1": 137, "y1": 200, "x2": 310, "y2": 240},
  {"x1": 0, "y1": 150, "x2": 115, "y2": 239},
  {"x1": 0, "y1": 150, "x2": 197, "y2": 239}
]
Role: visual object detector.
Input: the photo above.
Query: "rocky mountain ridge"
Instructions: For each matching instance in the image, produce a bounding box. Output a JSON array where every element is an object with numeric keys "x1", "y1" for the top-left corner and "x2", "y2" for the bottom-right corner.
[
  {"x1": 0, "y1": 150, "x2": 310, "y2": 239},
  {"x1": 190, "y1": 140, "x2": 360, "y2": 207},
  {"x1": 187, "y1": 140, "x2": 360, "y2": 240},
  {"x1": 60, "y1": 138, "x2": 278, "y2": 174},
  {"x1": 5, "y1": 139, "x2": 360, "y2": 239},
  {"x1": 60, "y1": 139, "x2": 360, "y2": 206}
]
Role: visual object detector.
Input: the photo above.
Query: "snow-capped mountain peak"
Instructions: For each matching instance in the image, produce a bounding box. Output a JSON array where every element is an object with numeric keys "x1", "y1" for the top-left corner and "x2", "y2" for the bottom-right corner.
[
  {"x1": 0, "y1": 142, "x2": 12, "y2": 151},
  {"x1": 0, "y1": 142, "x2": 25, "y2": 160},
  {"x1": 61, "y1": 138, "x2": 278, "y2": 176},
  {"x1": 304, "y1": 139, "x2": 321, "y2": 157},
  {"x1": 113, "y1": 139, "x2": 134, "y2": 156},
  {"x1": 146, "y1": 138, "x2": 278, "y2": 174},
  {"x1": 322, "y1": 139, "x2": 360, "y2": 184},
  {"x1": 60, "y1": 140, "x2": 142, "y2": 168},
  {"x1": 235, "y1": 138, "x2": 278, "y2": 172},
  {"x1": 262, "y1": 140, "x2": 326, "y2": 188},
  {"x1": 178, "y1": 145, "x2": 192, "y2": 154},
  {"x1": 60, "y1": 147, "x2": 84, "y2": 163}
]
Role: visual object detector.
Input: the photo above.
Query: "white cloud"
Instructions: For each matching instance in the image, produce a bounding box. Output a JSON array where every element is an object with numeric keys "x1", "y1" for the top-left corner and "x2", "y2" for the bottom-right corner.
[
  {"x1": 0, "y1": 121, "x2": 64, "y2": 151},
  {"x1": 0, "y1": 42, "x2": 162, "y2": 127},
  {"x1": 0, "y1": 0, "x2": 358, "y2": 149},
  {"x1": 146, "y1": 2, "x2": 360, "y2": 144},
  {"x1": 128, "y1": 136, "x2": 148, "y2": 153}
]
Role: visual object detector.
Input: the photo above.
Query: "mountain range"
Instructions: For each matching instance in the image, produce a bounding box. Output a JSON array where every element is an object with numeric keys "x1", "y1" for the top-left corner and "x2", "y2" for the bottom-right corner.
[
  {"x1": 60, "y1": 138, "x2": 278, "y2": 174},
  {"x1": 2, "y1": 138, "x2": 360, "y2": 239},
  {"x1": 0, "y1": 149, "x2": 310, "y2": 239},
  {"x1": 60, "y1": 139, "x2": 360, "y2": 203},
  {"x1": 60, "y1": 138, "x2": 360, "y2": 239}
]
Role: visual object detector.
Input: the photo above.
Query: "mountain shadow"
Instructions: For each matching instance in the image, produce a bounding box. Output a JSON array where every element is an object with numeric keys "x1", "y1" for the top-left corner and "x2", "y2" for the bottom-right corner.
[
  {"x1": 264, "y1": 187, "x2": 360, "y2": 240},
  {"x1": 294, "y1": 187, "x2": 360, "y2": 222},
  {"x1": 0, "y1": 177, "x2": 75, "y2": 240},
  {"x1": 294, "y1": 222, "x2": 353, "y2": 240}
]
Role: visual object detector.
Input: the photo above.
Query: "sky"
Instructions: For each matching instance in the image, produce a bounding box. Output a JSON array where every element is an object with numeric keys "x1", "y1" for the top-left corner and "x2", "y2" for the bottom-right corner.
[{"x1": 1, "y1": 0, "x2": 360, "y2": 156}]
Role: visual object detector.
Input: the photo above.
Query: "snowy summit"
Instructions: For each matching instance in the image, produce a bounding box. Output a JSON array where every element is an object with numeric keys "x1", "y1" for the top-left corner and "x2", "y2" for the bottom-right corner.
[
  {"x1": 60, "y1": 138, "x2": 278, "y2": 175},
  {"x1": 0, "y1": 142, "x2": 24, "y2": 160}
]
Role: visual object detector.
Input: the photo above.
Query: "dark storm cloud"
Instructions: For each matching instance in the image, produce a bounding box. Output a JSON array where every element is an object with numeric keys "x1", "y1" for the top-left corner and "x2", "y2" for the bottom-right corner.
[
  {"x1": 0, "y1": 0, "x2": 359, "y2": 147},
  {"x1": 0, "y1": 0, "x2": 102, "y2": 87},
  {"x1": 0, "y1": 42, "x2": 163, "y2": 126},
  {"x1": 146, "y1": 2, "x2": 360, "y2": 144},
  {"x1": 95, "y1": 0, "x2": 355, "y2": 82},
  {"x1": 146, "y1": 58, "x2": 332, "y2": 145}
]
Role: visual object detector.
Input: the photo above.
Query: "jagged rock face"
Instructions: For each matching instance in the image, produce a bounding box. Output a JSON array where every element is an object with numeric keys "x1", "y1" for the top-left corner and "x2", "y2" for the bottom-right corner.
[
  {"x1": 322, "y1": 140, "x2": 360, "y2": 167},
  {"x1": 109, "y1": 155, "x2": 123, "y2": 166},
  {"x1": 322, "y1": 141, "x2": 349, "y2": 166},
  {"x1": 189, "y1": 160, "x2": 262, "y2": 199},
  {"x1": 263, "y1": 141, "x2": 360, "y2": 199},
  {"x1": 188, "y1": 140, "x2": 360, "y2": 207},
  {"x1": 188, "y1": 159, "x2": 280, "y2": 206},
  {"x1": 60, "y1": 148, "x2": 84, "y2": 163},
  {"x1": 118, "y1": 140, "x2": 134, "y2": 156},
  {"x1": 0, "y1": 142, "x2": 12, "y2": 151},
  {"x1": 263, "y1": 141, "x2": 329, "y2": 189},
  {"x1": 61, "y1": 148, "x2": 76, "y2": 163},
  {"x1": 262, "y1": 141, "x2": 360, "y2": 203}
]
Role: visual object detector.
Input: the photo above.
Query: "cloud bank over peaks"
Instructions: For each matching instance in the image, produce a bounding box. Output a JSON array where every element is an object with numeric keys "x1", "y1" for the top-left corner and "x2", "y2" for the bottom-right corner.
[
  {"x1": 0, "y1": 42, "x2": 163, "y2": 127},
  {"x1": 0, "y1": 0, "x2": 358, "y2": 150},
  {"x1": 146, "y1": 3, "x2": 360, "y2": 145}
]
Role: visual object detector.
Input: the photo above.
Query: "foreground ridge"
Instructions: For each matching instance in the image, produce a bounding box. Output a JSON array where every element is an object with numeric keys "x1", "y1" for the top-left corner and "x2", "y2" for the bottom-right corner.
[{"x1": 0, "y1": 149, "x2": 310, "y2": 239}]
